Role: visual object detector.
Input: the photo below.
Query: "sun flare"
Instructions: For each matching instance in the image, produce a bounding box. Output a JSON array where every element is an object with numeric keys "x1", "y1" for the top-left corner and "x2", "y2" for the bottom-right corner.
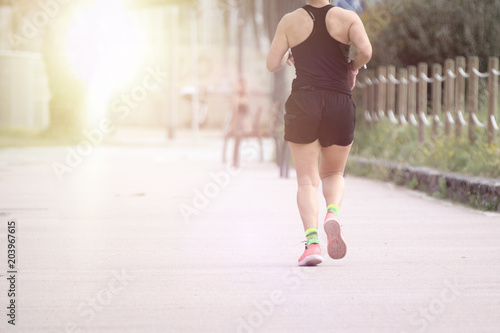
[
  {"x1": 65, "y1": 0, "x2": 145, "y2": 124},
  {"x1": 66, "y1": 0, "x2": 144, "y2": 86}
]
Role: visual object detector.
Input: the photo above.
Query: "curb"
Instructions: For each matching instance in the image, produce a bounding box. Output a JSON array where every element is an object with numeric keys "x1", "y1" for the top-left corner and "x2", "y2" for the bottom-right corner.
[{"x1": 347, "y1": 157, "x2": 500, "y2": 212}]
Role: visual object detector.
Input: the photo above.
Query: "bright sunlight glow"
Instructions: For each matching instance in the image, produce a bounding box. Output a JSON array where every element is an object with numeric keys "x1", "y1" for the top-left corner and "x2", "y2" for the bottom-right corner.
[{"x1": 65, "y1": 0, "x2": 145, "y2": 125}]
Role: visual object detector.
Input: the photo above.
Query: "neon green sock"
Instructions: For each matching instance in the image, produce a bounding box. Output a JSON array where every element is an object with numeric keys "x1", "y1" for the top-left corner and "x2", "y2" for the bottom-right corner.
[
  {"x1": 305, "y1": 228, "x2": 319, "y2": 247},
  {"x1": 327, "y1": 204, "x2": 340, "y2": 217}
]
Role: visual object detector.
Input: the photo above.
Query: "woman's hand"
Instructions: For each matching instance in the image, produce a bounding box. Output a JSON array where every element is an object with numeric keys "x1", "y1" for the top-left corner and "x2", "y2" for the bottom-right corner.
[
  {"x1": 348, "y1": 71, "x2": 357, "y2": 90},
  {"x1": 348, "y1": 61, "x2": 359, "y2": 90}
]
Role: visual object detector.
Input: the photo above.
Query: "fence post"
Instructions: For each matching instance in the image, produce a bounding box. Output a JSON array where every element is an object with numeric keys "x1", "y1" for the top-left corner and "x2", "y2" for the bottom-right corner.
[
  {"x1": 368, "y1": 69, "x2": 377, "y2": 122},
  {"x1": 377, "y1": 66, "x2": 387, "y2": 117},
  {"x1": 455, "y1": 56, "x2": 466, "y2": 138},
  {"x1": 387, "y1": 65, "x2": 396, "y2": 120},
  {"x1": 408, "y1": 66, "x2": 417, "y2": 125},
  {"x1": 432, "y1": 63, "x2": 442, "y2": 140},
  {"x1": 363, "y1": 72, "x2": 370, "y2": 128},
  {"x1": 444, "y1": 59, "x2": 455, "y2": 136},
  {"x1": 418, "y1": 63, "x2": 428, "y2": 143},
  {"x1": 468, "y1": 57, "x2": 479, "y2": 144},
  {"x1": 397, "y1": 68, "x2": 408, "y2": 126},
  {"x1": 488, "y1": 57, "x2": 499, "y2": 144}
]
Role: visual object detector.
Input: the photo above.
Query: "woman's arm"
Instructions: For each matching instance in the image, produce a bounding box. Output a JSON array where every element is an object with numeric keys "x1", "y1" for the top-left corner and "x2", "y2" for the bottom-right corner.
[
  {"x1": 266, "y1": 15, "x2": 294, "y2": 72},
  {"x1": 348, "y1": 12, "x2": 372, "y2": 71}
]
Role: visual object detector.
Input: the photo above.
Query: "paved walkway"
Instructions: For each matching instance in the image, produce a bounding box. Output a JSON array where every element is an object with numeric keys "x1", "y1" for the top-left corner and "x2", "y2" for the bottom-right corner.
[{"x1": 0, "y1": 131, "x2": 499, "y2": 333}]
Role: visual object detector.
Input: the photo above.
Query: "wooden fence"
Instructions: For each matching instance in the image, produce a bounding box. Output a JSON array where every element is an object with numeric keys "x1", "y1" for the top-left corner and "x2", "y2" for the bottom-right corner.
[{"x1": 358, "y1": 56, "x2": 500, "y2": 144}]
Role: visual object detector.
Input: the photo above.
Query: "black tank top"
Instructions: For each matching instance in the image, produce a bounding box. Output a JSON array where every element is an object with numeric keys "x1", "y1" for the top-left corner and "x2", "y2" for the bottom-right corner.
[{"x1": 291, "y1": 5, "x2": 351, "y2": 95}]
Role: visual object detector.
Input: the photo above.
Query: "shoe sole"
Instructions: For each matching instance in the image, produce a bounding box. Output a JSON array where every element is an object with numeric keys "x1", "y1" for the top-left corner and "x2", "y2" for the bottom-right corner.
[
  {"x1": 324, "y1": 218, "x2": 347, "y2": 260},
  {"x1": 298, "y1": 254, "x2": 323, "y2": 266}
]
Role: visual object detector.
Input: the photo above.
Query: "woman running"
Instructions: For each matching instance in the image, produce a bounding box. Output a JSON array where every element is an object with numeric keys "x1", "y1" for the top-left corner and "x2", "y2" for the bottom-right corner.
[{"x1": 267, "y1": 0, "x2": 372, "y2": 266}]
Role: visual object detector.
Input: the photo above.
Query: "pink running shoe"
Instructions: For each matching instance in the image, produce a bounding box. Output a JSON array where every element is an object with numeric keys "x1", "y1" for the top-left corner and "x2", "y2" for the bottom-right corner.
[
  {"x1": 298, "y1": 243, "x2": 323, "y2": 266},
  {"x1": 324, "y1": 213, "x2": 347, "y2": 259}
]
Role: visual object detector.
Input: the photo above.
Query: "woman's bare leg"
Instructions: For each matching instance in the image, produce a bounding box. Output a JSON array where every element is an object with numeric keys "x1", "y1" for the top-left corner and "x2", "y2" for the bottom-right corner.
[
  {"x1": 319, "y1": 143, "x2": 352, "y2": 209},
  {"x1": 289, "y1": 141, "x2": 321, "y2": 231},
  {"x1": 320, "y1": 143, "x2": 352, "y2": 259}
]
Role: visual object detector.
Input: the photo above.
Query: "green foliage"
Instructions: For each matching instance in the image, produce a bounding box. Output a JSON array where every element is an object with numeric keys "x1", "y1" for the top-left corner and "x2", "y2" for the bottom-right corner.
[
  {"x1": 0, "y1": 128, "x2": 80, "y2": 148},
  {"x1": 363, "y1": 0, "x2": 500, "y2": 70},
  {"x1": 436, "y1": 177, "x2": 448, "y2": 199},
  {"x1": 352, "y1": 119, "x2": 500, "y2": 178},
  {"x1": 409, "y1": 176, "x2": 418, "y2": 190}
]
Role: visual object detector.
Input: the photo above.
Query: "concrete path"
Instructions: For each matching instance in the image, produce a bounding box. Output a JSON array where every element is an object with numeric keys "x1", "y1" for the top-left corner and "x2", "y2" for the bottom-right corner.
[{"x1": 0, "y1": 132, "x2": 499, "y2": 333}]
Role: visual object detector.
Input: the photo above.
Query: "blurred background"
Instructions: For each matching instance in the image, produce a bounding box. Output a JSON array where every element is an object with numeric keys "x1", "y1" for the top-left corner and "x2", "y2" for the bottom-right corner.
[
  {"x1": 0, "y1": 0, "x2": 499, "y2": 187},
  {"x1": 0, "y1": 0, "x2": 367, "y2": 143}
]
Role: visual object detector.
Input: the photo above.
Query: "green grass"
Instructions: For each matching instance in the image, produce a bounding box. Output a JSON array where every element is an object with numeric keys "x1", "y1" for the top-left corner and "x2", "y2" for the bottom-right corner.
[
  {"x1": 0, "y1": 128, "x2": 81, "y2": 148},
  {"x1": 351, "y1": 118, "x2": 500, "y2": 179}
]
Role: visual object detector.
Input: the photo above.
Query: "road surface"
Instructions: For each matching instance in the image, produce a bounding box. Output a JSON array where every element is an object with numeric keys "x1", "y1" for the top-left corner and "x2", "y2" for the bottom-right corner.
[{"x1": 0, "y1": 133, "x2": 499, "y2": 333}]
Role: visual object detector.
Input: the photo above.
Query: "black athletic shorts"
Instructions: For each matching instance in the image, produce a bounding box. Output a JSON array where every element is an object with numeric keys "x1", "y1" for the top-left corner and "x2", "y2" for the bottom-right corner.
[{"x1": 284, "y1": 90, "x2": 356, "y2": 147}]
